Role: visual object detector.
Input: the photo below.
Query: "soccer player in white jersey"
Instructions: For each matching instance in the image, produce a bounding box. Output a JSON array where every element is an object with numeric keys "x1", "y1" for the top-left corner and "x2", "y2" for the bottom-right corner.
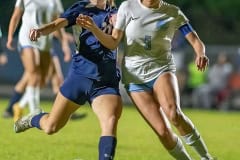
[
  {"x1": 6, "y1": 0, "x2": 68, "y2": 121},
  {"x1": 76, "y1": 0, "x2": 215, "y2": 159}
]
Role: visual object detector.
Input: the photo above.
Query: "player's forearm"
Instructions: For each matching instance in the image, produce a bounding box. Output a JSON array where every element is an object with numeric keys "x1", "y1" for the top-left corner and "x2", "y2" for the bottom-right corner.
[
  {"x1": 8, "y1": 14, "x2": 21, "y2": 40},
  {"x1": 38, "y1": 18, "x2": 68, "y2": 36},
  {"x1": 91, "y1": 27, "x2": 119, "y2": 50},
  {"x1": 186, "y1": 32, "x2": 206, "y2": 57},
  {"x1": 37, "y1": 23, "x2": 61, "y2": 36},
  {"x1": 192, "y1": 39, "x2": 206, "y2": 57}
]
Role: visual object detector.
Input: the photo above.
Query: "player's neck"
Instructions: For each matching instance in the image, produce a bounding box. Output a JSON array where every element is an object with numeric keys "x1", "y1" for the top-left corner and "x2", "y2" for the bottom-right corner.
[
  {"x1": 90, "y1": 0, "x2": 107, "y2": 9},
  {"x1": 141, "y1": 0, "x2": 163, "y2": 9}
]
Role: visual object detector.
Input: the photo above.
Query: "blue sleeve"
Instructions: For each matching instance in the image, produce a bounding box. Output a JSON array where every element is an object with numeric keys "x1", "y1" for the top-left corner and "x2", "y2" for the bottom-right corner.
[
  {"x1": 110, "y1": 7, "x2": 118, "y2": 14},
  {"x1": 60, "y1": 1, "x2": 88, "y2": 27},
  {"x1": 178, "y1": 23, "x2": 194, "y2": 36}
]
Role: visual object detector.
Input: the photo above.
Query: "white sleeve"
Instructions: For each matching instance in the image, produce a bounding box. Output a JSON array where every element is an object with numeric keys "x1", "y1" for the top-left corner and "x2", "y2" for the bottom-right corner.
[
  {"x1": 115, "y1": 1, "x2": 128, "y2": 31},
  {"x1": 15, "y1": 0, "x2": 24, "y2": 10},
  {"x1": 176, "y1": 9, "x2": 189, "y2": 27}
]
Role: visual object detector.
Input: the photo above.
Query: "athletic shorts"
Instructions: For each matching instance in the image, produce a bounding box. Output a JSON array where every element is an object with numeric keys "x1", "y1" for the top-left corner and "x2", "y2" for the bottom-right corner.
[
  {"x1": 125, "y1": 71, "x2": 175, "y2": 92},
  {"x1": 125, "y1": 78, "x2": 157, "y2": 92},
  {"x1": 60, "y1": 71, "x2": 120, "y2": 105},
  {"x1": 17, "y1": 44, "x2": 34, "y2": 53}
]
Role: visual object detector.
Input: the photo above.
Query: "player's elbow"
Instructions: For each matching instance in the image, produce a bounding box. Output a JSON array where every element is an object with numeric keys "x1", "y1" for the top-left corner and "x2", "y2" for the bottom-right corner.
[
  {"x1": 107, "y1": 39, "x2": 119, "y2": 50},
  {"x1": 108, "y1": 44, "x2": 118, "y2": 50}
]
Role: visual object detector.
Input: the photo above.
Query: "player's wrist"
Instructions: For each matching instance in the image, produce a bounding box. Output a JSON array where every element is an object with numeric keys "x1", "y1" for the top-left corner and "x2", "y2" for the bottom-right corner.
[{"x1": 36, "y1": 29, "x2": 42, "y2": 37}]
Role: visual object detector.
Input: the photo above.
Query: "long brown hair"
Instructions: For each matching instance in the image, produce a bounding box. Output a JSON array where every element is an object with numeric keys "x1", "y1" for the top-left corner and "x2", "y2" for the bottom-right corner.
[{"x1": 107, "y1": 0, "x2": 116, "y2": 7}]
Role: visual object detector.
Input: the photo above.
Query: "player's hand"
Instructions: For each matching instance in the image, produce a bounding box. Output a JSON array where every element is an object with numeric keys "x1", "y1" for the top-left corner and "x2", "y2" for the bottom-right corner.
[
  {"x1": 76, "y1": 14, "x2": 97, "y2": 31},
  {"x1": 29, "y1": 29, "x2": 41, "y2": 41},
  {"x1": 109, "y1": 13, "x2": 117, "y2": 27},
  {"x1": 6, "y1": 37, "x2": 15, "y2": 50},
  {"x1": 0, "y1": 54, "x2": 8, "y2": 65},
  {"x1": 195, "y1": 55, "x2": 209, "y2": 71}
]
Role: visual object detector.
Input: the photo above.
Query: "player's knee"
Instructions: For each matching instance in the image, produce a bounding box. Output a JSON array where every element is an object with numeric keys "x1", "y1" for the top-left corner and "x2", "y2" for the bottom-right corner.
[
  {"x1": 158, "y1": 127, "x2": 171, "y2": 139},
  {"x1": 43, "y1": 123, "x2": 59, "y2": 135},
  {"x1": 167, "y1": 105, "x2": 182, "y2": 127},
  {"x1": 108, "y1": 115, "x2": 119, "y2": 126},
  {"x1": 102, "y1": 115, "x2": 119, "y2": 133}
]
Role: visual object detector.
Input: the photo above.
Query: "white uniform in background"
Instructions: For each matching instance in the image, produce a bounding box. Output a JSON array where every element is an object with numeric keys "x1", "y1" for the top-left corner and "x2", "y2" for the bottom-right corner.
[
  {"x1": 16, "y1": 0, "x2": 63, "y2": 51},
  {"x1": 13, "y1": 0, "x2": 64, "y2": 116}
]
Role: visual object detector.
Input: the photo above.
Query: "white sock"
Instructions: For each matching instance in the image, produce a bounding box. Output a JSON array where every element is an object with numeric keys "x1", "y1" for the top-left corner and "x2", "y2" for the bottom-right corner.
[
  {"x1": 182, "y1": 128, "x2": 213, "y2": 159},
  {"x1": 19, "y1": 90, "x2": 29, "y2": 108},
  {"x1": 34, "y1": 86, "x2": 40, "y2": 110},
  {"x1": 169, "y1": 137, "x2": 192, "y2": 160},
  {"x1": 27, "y1": 86, "x2": 41, "y2": 114}
]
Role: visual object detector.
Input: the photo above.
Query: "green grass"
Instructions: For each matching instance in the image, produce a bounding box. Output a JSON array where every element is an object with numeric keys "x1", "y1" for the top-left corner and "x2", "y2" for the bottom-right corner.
[{"x1": 0, "y1": 99, "x2": 240, "y2": 160}]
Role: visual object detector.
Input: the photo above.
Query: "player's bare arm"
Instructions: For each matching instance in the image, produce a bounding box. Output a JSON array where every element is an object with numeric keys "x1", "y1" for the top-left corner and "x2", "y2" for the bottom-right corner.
[
  {"x1": 76, "y1": 14, "x2": 123, "y2": 50},
  {"x1": 7, "y1": 7, "x2": 23, "y2": 50},
  {"x1": 185, "y1": 32, "x2": 209, "y2": 71},
  {"x1": 29, "y1": 18, "x2": 68, "y2": 41}
]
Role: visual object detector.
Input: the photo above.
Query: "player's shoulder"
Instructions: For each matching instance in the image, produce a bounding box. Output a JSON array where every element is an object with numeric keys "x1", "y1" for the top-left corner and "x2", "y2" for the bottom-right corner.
[
  {"x1": 119, "y1": 0, "x2": 136, "y2": 8},
  {"x1": 162, "y1": 1, "x2": 181, "y2": 11},
  {"x1": 118, "y1": 0, "x2": 138, "y2": 12},
  {"x1": 161, "y1": 2, "x2": 183, "y2": 16},
  {"x1": 68, "y1": 0, "x2": 91, "y2": 10}
]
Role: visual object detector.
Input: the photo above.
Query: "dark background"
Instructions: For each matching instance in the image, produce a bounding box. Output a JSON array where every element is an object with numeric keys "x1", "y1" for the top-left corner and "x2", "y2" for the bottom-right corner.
[{"x1": 1, "y1": 0, "x2": 240, "y2": 44}]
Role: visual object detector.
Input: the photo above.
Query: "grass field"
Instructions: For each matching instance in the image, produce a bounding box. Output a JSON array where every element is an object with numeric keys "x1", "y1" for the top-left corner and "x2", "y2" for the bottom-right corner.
[{"x1": 1, "y1": 99, "x2": 240, "y2": 160}]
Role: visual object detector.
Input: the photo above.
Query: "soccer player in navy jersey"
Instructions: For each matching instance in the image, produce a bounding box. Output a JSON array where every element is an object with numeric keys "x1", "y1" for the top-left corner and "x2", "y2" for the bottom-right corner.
[
  {"x1": 76, "y1": 0, "x2": 215, "y2": 159},
  {"x1": 14, "y1": 0, "x2": 122, "y2": 159}
]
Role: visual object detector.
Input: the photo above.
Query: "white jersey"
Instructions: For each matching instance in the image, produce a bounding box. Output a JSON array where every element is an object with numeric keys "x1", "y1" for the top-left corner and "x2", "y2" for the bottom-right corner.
[
  {"x1": 16, "y1": 0, "x2": 63, "y2": 51},
  {"x1": 115, "y1": 0, "x2": 189, "y2": 84}
]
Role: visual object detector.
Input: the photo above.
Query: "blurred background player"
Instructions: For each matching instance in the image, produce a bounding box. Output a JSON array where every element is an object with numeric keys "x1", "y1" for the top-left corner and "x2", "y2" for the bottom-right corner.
[
  {"x1": 2, "y1": 32, "x2": 71, "y2": 119},
  {"x1": 5, "y1": 0, "x2": 69, "y2": 122},
  {"x1": 192, "y1": 52, "x2": 233, "y2": 109},
  {"x1": 47, "y1": 32, "x2": 72, "y2": 95},
  {"x1": 2, "y1": 0, "x2": 85, "y2": 121}
]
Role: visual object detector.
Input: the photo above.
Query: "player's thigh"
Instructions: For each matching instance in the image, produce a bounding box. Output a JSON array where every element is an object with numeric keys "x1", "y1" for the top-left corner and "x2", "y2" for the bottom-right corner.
[
  {"x1": 129, "y1": 91, "x2": 162, "y2": 120},
  {"x1": 46, "y1": 92, "x2": 80, "y2": 129},
  {"x1": 20, "y1": 48, "x2": 39, "y2": 73},
  {"x1": 15, "y1": 72, "x2": 28, "y2": 91},
  {"x1": 153, "y1": 72, "x2": 181, "y2": 111},
  {"x1": 129, "y1": 91, "x2": 157, "y2": 109},
  {"x1": 129, "y1": 91, "x2": 171, "y2": 134}
]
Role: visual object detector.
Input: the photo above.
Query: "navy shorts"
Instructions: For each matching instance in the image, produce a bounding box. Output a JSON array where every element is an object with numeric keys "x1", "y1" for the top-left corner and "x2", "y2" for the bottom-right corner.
[{"x1": 60, "y1": 71, "x2": 120, "y2": 105}]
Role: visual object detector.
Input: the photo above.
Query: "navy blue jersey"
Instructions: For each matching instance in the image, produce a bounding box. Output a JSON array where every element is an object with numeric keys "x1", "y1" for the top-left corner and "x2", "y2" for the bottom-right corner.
[{"x1": 60, "y1": 0, "x2": 120, "y2": 83}]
